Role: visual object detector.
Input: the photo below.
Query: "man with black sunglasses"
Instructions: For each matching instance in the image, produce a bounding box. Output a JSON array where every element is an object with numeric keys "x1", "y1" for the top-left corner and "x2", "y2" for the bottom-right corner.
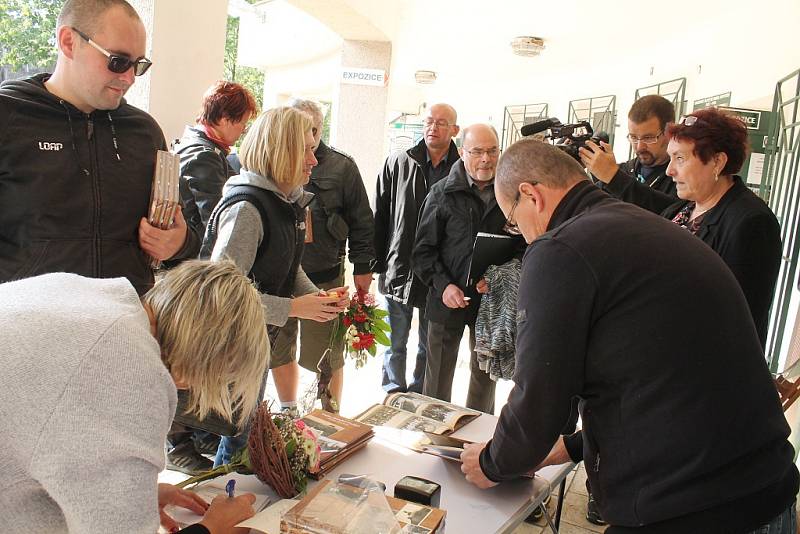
[{"x1": 0, "y1": 0, "x2": 200, "y2": 295}]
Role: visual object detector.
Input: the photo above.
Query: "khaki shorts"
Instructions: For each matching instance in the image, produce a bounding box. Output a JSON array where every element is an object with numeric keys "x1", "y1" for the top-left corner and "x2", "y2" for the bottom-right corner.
[{"x1": 269, "y1": 275, "x2": 346, "y2": 373}]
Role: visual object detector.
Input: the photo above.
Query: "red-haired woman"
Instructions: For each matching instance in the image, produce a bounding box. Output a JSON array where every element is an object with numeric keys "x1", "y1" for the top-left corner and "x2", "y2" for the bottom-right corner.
[
  {"x1": 662, "y1": 108, "x2": 781, "y2": 348},
  {"x1": 175, "y1": 80, "x2": 258, "y2": 234}
]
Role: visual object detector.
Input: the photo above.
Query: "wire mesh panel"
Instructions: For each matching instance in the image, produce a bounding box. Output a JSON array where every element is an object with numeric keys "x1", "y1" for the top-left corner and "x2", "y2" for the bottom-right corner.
[
  {"x1": 568, "y1": 95, "x2": 617, "y2": 146},
  {"x1": 764, "y1": 68, "x2": 800, "y2": 372},
  {"x1": 387, "y1": 119, "x2": 424, "y2": 154},
  {"x1": 692, "y1": 91, "x2": 732, "y2": 111},
  {"x1": 501, "y1": 103, "x2": 549, "y2": 150},
  {"x1": 630, "y1": 78, "x2": 687, "y2": 159}
]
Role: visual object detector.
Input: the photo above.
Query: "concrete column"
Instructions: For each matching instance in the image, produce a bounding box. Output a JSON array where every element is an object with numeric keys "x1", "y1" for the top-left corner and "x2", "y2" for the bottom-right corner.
[
  {"x1": 126, "y1": 0, "x2": 228, "y2": 145},
  {"x1": 331, "y1": 40, "x2": 391, "y2": 190}
]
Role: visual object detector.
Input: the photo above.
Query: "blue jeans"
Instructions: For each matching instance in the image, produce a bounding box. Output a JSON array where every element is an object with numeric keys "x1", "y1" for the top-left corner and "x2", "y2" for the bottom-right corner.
[
  {"x1": 214, "y1": 432, "x2": 247, "y2": 468},
  {"x1": 381, "y1": 297, "x2": 428, "y2": 393},
  {"x1": 746, "y1": 502, "x2": 796, "y2": 534}
]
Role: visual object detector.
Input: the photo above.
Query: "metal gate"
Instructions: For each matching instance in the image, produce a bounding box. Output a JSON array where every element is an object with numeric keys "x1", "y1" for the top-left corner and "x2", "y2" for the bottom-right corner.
[
  {"x1": 501, "y1": 103, "x2": 549, "y2": 150},
  {"x1": 764, "y1": 68, "x2": 800, "y2": 372},
  {"x1": 568, "y1": 95, "x2": 617, "y2": 146},
  {"x1": 630, "y1": 78, "x2": 686, "y2": 159}
]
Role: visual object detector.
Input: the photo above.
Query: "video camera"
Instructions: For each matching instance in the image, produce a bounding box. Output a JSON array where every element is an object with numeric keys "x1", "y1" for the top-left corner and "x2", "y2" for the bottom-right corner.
[{"x1": 520, "y1": 118, "x2": 606, "y2": 162}]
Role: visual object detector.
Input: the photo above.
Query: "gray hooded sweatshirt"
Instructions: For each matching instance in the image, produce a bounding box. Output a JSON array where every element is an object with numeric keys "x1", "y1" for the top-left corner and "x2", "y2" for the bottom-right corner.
[{"x1": 210, "y1": 170, "x2": 318, "y2": 326}]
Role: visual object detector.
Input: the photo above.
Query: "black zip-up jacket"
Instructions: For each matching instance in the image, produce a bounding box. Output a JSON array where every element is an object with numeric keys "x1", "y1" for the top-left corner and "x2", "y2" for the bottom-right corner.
[
  {"x1": 302, "y1": 141, "x2": 375, "y2": 283},
  {"x1": 373, "y1": 138, "x2": 461, "y2": 307},
  {"x1": 412, "y1": 160, "x2": 522, "y2": 326},
  {"x1": 604, "y1": 173, "x2": 781, "y2": 347},
  {"x1": 0, "y1": 74, "x2": 200, "y2": 295},
  {"x1": 174, "y1": 125, "x2": 231, "y2": 235},
  {"x1": 480, "y1": 181, "x2": 797, "y2": 532},
  {"x1": 598, "y1": 156, "x2": 676, "y2": 211}
]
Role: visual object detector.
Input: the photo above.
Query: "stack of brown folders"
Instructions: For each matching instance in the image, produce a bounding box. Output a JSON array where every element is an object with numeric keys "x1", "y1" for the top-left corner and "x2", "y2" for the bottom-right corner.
[{"x1": 301, "y1": 410, "x2": 373, "y2": 479}]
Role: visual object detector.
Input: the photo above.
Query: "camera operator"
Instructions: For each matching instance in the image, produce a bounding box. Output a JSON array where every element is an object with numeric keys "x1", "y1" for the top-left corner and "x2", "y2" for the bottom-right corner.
[{"x1": 580, "y1": 95, "x2": 678, "y2": 213}]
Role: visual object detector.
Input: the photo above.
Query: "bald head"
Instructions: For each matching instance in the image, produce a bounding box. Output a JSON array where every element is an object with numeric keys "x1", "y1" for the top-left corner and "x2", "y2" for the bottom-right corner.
[
  {"x1": 496, "y1": 138, "x2": 587, "y2": 201},
  {"x1": 423, "y1": 103, "x2": 459, "y2": 152},
  {"x1": 427, "y1": 103, "x2": 457, "y2": 125}
]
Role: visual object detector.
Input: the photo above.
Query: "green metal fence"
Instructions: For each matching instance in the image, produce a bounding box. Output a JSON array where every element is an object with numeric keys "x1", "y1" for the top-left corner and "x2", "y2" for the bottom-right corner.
[
  {"x1": 501, "y1": 103, "x2": 549, "y2": 150},
  {"x1": 630, "y1": 78, "x2": 686, "y2": 160},
  {"x1": 764, "y1": 68, "x2": 800, "y2": 372},
  {"x1": 568, "y1": 95, "x2": 617, "y2": 146}
]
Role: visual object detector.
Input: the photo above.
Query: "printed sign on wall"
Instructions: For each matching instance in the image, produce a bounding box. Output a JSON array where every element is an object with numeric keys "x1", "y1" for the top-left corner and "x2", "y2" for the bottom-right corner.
[{"x1": 341, "y1": 68, "x2": 389, "y2": 87}]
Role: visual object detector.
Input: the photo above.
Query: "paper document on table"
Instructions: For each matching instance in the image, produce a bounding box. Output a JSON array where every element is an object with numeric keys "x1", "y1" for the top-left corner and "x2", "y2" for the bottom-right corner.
[{"x1": 163, "y1": 479, "x2": 271, "y2": 529}]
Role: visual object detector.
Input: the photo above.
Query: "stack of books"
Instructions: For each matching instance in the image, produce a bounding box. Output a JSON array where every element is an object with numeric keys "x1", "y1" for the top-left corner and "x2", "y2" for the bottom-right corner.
[
  {"x1": 301, "y1": 410, "x2": 374, "y2": 478},
  {"x1": 147, "y1": 150, "x2": 181, "y2": 268}
]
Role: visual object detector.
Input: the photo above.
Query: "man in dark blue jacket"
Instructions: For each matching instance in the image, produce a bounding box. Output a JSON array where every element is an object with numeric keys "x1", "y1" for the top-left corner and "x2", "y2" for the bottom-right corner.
[
  {"x1": 461, "y1": 139, "x2": 798, "y2": 533},
  {"x1": 413, "y1": 124, "x2": 521, "y2": 413}
]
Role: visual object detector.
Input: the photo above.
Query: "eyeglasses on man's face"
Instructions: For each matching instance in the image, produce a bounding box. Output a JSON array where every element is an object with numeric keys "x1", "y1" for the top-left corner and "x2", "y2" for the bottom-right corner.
[
  {"x1": 424, "y1": 118, "x2": 452, "y2": 129},
  {"x1": 72, "y1": 27, "x2": 152, "y2": 76},
  {"x1": 503, "y1": 193, "x2": 522, "y2": 235},
  {"x1": 627, "y1": 132, "x2": 663, "y2": 145},
  {"x1": 464, "y1": 147, "x2": 499, "y2": 158}
]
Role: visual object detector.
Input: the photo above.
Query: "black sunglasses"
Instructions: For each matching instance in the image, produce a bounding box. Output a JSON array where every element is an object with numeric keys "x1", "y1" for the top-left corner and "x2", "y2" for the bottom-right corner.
[{"x1": 72, "y1": 27, "x2": 152, "y2": 76}]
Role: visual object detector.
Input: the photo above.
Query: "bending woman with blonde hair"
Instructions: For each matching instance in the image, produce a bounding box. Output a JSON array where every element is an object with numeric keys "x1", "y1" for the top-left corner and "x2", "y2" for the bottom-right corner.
[
  {"x1": 202, "y1": 106, "x2": 349, "y2": 465},
  {"x1": 0, "y1": 260, "x2": 270, "y2": 534}
]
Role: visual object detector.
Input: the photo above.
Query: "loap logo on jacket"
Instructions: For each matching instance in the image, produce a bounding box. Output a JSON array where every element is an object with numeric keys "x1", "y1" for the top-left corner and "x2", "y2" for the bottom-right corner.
[{"x1": 38, "y1": 141, "x2": 64, "y2": 151}]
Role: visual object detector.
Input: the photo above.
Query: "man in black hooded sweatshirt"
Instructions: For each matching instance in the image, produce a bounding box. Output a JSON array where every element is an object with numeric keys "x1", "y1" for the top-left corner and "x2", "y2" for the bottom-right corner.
[
  {"x1": 461, "y1": 139, "x2": 798, "y2": 534},
  {"x1": 0, "y1": 0, "x2": 199, "y2": 295}
]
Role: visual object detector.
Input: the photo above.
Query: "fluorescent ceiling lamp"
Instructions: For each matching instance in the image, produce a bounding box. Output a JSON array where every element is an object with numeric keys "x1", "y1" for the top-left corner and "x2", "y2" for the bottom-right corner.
[
  {"x1": 415, "y1": 70, "x2": 437, "y2": 84},
  {"x1": 511, "y1": 36, "x2": 545, "y2": 57}
]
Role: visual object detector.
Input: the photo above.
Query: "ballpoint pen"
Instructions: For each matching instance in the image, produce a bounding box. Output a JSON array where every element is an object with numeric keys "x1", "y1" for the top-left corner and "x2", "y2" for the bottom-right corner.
[{"x1": 225, "y1": 479, "x2": 236, "y2": 499}]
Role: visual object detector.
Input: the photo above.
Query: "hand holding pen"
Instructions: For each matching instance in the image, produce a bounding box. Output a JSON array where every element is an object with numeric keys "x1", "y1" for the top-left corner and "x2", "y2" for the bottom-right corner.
[{"x1": 198, "y1": 488, "x2": 256, "y2": 534}]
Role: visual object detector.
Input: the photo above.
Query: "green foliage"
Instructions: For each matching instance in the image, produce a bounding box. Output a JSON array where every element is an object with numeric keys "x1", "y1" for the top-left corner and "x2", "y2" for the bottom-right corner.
[
  {"x1": 223, "y1": 16, "x2": 239, "y2": 81},
  {"x1": 236, "y1": 65, "x2": 264, "y2": 112},
  {"x1": 0, "y1": 0, "x2": 59, "y2": 71},
  {"x1": 373, "y1": 326, "x2": 391, "y2": 347},
  {"x1": 224, "y1": 15, "x2": 264, "y2": 113}
]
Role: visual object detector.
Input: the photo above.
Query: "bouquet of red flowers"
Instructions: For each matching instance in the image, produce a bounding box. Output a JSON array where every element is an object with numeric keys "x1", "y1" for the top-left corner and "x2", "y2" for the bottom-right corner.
[{"x1": 335, "y1": 290, "x2": 391, "y2": 368}]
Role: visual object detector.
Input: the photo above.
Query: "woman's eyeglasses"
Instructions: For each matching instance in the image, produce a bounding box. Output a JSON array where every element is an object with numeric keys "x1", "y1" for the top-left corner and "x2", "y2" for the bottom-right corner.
[
  {"x1": 679, "y1": 116, "x2": 700, "y2": 127},
  {"x1": 72, "y1": 27, "x2": 153, "y2": 76}
]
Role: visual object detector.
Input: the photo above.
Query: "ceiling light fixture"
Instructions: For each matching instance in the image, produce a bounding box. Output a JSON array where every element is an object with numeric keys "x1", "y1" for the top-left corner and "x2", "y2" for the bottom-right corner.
[
  {"x1": 414, "y1": 70, "x2": 437, "y2": 84},
  {"x1": 511, "y1": 36, "x2": 545, "y2": 57}
]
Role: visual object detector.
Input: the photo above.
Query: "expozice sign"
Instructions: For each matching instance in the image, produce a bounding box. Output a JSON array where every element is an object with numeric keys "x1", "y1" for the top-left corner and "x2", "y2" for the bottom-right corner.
[
  {"x1": 341, "y1": 68, "x2": 389, "y2": 87},
  {"x1": 722, "y1": 107, "x2": 762, "y2": 130}
]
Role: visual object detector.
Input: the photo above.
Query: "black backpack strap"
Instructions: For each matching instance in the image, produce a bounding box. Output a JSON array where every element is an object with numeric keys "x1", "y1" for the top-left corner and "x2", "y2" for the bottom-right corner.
[{"x1": 200, "y1": 185, "x2": 271, "y2": 260}]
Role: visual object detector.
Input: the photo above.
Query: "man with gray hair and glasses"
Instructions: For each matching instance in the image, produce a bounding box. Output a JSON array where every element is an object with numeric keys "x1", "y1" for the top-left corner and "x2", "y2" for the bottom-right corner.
[
  {"x1": 0, "y1": 0, "x2": 200, "y2": 293},
  {"x1": 413, "y1": 124, "x2": 522, "y2": 413}
]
